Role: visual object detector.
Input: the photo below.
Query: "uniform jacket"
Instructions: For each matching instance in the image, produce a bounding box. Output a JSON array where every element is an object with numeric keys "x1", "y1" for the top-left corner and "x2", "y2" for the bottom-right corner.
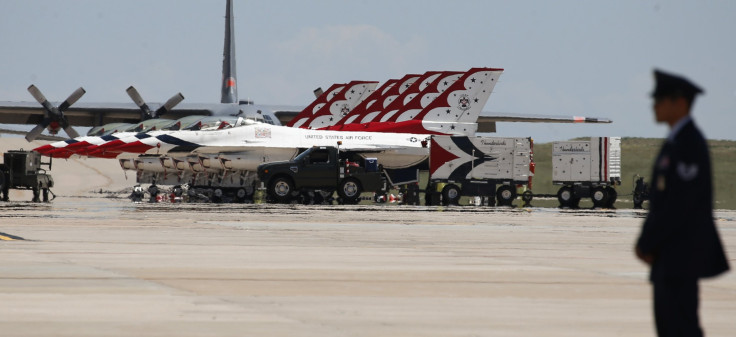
[{"x1": 636, "y1": 119, "x2": 729, "y2": 281}]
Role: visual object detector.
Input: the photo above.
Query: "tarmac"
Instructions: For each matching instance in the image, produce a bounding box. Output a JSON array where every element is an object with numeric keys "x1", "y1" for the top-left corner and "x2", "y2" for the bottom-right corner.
[{"x1": 1, "y1": 138, "x2": 735, "y2": 336}]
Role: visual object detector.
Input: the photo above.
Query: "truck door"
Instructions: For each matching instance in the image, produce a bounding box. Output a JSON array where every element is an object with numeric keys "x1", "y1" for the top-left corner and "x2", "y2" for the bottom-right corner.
[{"x1": 298, "y1": 148, "x2": 338, "y2": 188}]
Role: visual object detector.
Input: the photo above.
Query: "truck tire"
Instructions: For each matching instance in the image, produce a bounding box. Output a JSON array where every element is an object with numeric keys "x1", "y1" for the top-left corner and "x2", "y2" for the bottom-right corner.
[
  {"x1": 338, "y1": 178, "x2": 362, "y2": 204},
  {"x1": 496, "y1": 185, "x2": 516, "y2": 207},
  {"x1": 441, "y1": 184, "x2": 461, "y2": 206},
  {"x1": 557, "y1": 186, "x2": 575, "y2": 208},
  {"x1": 269, "y1": 176, "x2": 294, "y2": 204},
  {"x1": 591, "y1": 186, "x2": 609, "y2": 208}
]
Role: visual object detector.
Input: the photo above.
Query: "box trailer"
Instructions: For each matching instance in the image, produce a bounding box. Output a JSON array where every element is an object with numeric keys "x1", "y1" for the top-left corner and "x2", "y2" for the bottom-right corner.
[
  {"x1": 426, "y1": 136, "x2": 534, "y2": 206},
  {"x1": 552, "y1": 137, "x2": 621, "y2": 208}
]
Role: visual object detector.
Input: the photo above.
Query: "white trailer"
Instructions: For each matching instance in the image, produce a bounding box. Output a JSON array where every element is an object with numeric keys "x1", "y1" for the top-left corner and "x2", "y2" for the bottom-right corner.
[
  {"x1": 427, "y1": 136, "x2": 534, "y2": 206},
  {"x1": 552, "y1": 137, "x2": 621, "y2": 208}
]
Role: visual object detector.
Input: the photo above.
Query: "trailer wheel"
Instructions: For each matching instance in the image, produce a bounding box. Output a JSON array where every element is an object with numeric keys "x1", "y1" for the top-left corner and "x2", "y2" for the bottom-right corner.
[
  {"x1": 441, "y1": 184, "x2": 461, "y2": 206},
  {"x1": 591, "y1": 186, "x2": 609, "y2": 208},
  {"x1": 496, "y1": 185, "x2": 517, "y2": 207},
  {"x1": 557, "y1": 186, "x2": 575, "y2": 208},
  {"x1": 338, "y1": 178, "x2": 362, "y2": 204},
  {"x1": 269, "y1": 176, "x2": 294, "y2": 204},
  {"x1": 605, "y1": 187, "x2": 617, "y2": 208}
]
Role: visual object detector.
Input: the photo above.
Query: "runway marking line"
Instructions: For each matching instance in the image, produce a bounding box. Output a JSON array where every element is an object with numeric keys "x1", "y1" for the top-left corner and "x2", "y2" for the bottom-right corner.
[{"x1": 0, "y1": 232, "x2": 25, "y2": 241}]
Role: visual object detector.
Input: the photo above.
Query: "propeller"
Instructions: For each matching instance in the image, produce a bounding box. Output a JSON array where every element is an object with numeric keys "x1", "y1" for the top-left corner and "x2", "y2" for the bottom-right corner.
[
  {"x1": 25, "y1": 85, "x2": 85, "y2": 142},
  {"x1": 126, "y1": 86, "x2": 184, "y2": 121}
]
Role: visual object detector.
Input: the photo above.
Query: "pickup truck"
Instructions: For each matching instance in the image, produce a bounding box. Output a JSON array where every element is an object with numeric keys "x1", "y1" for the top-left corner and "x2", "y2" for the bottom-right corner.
[{"x1": 257, "y1": 146, "x2": 386, "y2": 204}]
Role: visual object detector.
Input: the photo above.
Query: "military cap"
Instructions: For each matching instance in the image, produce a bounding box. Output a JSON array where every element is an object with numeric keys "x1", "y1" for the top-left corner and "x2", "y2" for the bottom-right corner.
[{"x1": 652, "y1": 69, "x2": 704, "y2": 99}]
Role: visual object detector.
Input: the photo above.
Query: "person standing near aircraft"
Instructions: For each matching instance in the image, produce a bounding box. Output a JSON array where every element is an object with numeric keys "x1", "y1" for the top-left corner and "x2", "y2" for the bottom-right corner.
[{"x1": 635, "y1": 69, "x2": 729, "y2": 337}]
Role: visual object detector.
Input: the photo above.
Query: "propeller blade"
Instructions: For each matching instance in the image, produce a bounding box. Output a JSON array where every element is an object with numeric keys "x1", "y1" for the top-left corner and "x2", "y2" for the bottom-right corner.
[
  {"x1": 126, "y1": 86, "x2": 154, "y2": 119},
  {"x1": 27, "y1": 85, "x2": 55, "y2": 113},
  {"x1": 156, "y1": 93, "x2": 185, "y2": 116},
  {"x1": 27, "y1": 85, "x2": 48, "y2": 105},
  {"x1": 63, "y1": 125, "x2": 80, "y2": 139},
  {"x1": 58, "y1": 87, "x2": 86, "y2": 111},
  {"x1": 25, "y1": 124, "x2": 47, "y2": 142},
  {"x1": 126, "y1": 86, "x2": 146, "y2": 107}
]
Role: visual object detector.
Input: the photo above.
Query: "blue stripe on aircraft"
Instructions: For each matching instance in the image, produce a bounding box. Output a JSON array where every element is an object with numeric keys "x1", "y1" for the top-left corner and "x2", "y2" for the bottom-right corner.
[{"x1": 156, "y1": 134, "x2": 201, "y2": 148}]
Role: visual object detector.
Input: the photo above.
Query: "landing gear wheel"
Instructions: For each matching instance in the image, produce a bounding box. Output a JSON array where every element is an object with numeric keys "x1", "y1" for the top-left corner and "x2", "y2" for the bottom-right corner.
[
  {"x1": 557, "y1": 186, "x2": 577, "y2": 208},
  {"x1": 591, "y1": 186, "x2": 609, "y2": 208},
  {"x1": 338, "y1": 178, "x2": 362, "y2": 204},
  {"x1": 269, "y1": 177, "x2": 294, "y2": 204},
  {"x1": 496, "y1": 185, "x2": 517, "y2": 207}
]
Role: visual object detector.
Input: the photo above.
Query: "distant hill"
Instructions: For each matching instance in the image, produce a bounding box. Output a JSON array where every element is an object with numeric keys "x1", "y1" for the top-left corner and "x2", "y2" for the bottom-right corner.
[{"x1": 531, "y1": 138, "x2": 736, "y2": 210}]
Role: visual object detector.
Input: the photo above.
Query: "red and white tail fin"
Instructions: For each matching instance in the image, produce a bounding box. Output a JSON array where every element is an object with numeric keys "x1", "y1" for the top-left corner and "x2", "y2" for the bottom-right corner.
[
  {"x1": 336, "y1": 79, "x2": 399, "y2": 126},
  {"x1": 352, "y1": 74, "x2": 422, "y2": 124},
  {"x1": 297, "y1": 80, "x2": 378, "y2": 129},
  {"x1": 286, "y1": 83, "x2": 345, "y2": 128},
  {"x1": 416, "y1": 67, "x2": 503, "y2": 135},
  {"x1": 384, "y1": 71, "x2": 464, "y2": 123},
  {"x1": 330, "y1": 67, "x2": 503, "y2": 136},
  {"x1": 370, "y1": 71, "x2": 443, "y2": 123}
]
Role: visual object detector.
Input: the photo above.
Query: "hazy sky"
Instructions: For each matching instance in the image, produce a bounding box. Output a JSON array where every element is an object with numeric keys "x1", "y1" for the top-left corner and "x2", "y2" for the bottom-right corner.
[{"x1": 1, "y1": 0, "x2": 734, "y2": 142}]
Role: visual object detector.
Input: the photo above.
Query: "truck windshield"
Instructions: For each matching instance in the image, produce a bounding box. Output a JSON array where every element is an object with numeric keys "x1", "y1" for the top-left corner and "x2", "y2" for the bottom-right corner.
[{"x1": 293, "y1": 148, "x2": 331, "y2": 164}]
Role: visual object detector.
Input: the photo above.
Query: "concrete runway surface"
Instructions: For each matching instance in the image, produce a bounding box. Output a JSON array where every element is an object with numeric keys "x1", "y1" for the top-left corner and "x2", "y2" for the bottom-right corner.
[{"x1": 1, "y1": 198, "x2": 734, "y2": 336}]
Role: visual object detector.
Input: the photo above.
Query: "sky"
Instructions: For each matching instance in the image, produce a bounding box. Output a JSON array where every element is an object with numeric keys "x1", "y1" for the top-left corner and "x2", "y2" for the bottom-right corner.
[{"x1": 1, "y1": 0, "x2": 734, "y2": 142}]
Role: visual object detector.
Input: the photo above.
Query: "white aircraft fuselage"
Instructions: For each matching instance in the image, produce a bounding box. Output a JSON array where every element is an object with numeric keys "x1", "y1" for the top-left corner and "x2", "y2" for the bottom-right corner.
[{"x1": 129, "y1": 121, "x2": 430, "y2": 171}]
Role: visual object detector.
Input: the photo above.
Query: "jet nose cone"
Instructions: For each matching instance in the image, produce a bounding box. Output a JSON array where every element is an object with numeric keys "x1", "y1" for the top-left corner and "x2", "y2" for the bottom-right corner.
[{"x1": 114, "y1": 141, "x2": 154, "y2": 154}]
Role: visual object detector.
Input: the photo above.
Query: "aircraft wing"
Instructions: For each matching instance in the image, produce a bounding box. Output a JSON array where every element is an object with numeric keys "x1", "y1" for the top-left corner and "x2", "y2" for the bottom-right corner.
[
  {"x1": 0, "y1": 127, "x2": 67, "y2": 141},
  {"x1": 0, "y1": 101, "x2": 221, "y2": 127},
  {"x1": 477, "y1": 113, "x2": 612, "y2": 132}
]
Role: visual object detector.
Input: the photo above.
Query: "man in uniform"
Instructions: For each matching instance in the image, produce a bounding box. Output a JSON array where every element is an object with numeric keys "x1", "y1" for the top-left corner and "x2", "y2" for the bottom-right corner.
[{"x1": 635, "y1": 69, "x2": 729, "y2": 336}]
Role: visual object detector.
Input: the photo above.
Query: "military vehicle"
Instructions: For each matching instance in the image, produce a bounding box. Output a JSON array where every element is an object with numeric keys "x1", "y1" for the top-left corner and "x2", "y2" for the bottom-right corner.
[{"x1": 0, "y1": 150, "x2": 54, "y2": 202}]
